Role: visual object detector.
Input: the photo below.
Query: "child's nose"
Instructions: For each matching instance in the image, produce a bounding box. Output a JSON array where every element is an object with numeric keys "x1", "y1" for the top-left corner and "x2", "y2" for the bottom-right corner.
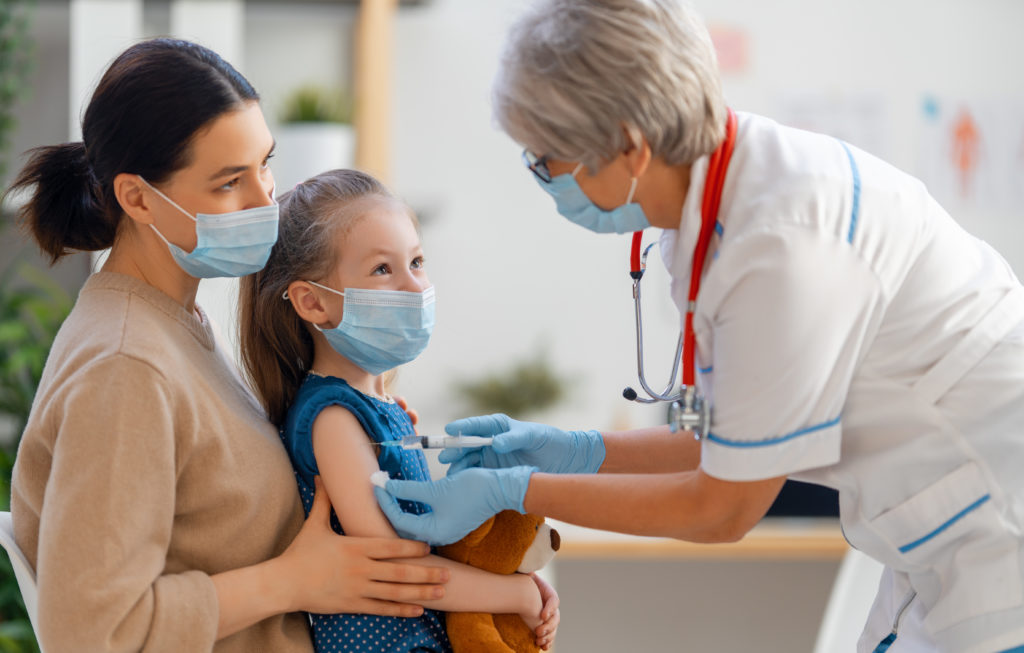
[{"x1": 399, "y1": 272, "x2": 429, "y2": 293}]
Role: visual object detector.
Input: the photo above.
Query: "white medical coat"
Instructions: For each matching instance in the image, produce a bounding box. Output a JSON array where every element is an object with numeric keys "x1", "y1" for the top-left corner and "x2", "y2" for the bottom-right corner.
[{"x1": 660, "y1": 112, "x2": 1024, "y2": 652}]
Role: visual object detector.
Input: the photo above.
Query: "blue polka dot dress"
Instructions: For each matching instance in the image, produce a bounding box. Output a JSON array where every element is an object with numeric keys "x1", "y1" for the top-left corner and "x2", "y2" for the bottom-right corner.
[{"x1": 281, "y1": 373, "x2": 452, "y2": 653}]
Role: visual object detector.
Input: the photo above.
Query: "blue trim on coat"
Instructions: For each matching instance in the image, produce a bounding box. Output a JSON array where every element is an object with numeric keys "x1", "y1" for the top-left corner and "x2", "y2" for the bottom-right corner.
[
  {"x1": 898, "y1": 494, "x2": 991, "y2": 553},
  {"x1": 839, "y1": 141, "x2": 861, "y2": 244},
  {"x1": 706, "y1": 415, "x2": 840, "y2": 448},
  {"x1": 872, "y1": 632, "x2": 897, "y2": 653}
]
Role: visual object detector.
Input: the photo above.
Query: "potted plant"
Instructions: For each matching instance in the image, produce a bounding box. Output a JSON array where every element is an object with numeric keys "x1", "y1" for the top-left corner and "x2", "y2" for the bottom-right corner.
[
  {"x1": 0, "y1": 0, "x2": 33, "y2": 183},
  {"x1": 0, "y1": 258, "x2": 67, "y2": 653},
  {"x1": 272, "y1": 85, "x2": 355, "y2": 191},
  {"x1": 453, "y1": 350, "x2": 569, "y2": 421}
]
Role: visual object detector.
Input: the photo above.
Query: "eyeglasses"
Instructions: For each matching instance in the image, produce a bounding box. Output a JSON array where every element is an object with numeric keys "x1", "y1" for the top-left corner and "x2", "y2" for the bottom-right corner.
[{"x1": 521, "y1": 149, "x2": 552, "y2": 183}]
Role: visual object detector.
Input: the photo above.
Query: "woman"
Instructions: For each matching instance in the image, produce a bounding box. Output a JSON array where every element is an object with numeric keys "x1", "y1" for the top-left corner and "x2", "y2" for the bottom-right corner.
[
  {"x1": 375, "y1": 1, "x2": 1024, "y2": 651},
  {"x1": 7, "y1": 38, "x2": 448, "y2": 652}
]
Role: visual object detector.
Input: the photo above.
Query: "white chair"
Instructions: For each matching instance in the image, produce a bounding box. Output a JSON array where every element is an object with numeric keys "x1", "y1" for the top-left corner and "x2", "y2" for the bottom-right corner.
[
  {"x1": 0, "y1": 511, "x2": 44, "y2": 649},
  {"x1": 813, "y1": 547, "x2": 886, "y2": 653}
]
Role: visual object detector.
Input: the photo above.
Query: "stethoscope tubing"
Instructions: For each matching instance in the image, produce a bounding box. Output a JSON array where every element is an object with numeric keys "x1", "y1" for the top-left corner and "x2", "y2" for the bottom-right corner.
[{"x1": 626, "y1": 108, "x2": 738, "y2": 406}]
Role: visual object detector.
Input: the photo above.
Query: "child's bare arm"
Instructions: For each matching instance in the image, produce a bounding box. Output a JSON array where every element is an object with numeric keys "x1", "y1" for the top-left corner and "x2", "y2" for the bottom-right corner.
[{"x1": 311, "y1": 406, "x2": 543, "y2": 623}]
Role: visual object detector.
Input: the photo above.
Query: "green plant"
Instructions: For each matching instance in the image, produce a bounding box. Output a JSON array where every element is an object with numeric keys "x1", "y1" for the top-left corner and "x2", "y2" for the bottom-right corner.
[
  {"x1": 280, "y1": 85, "x2": 352, "y2": 125},
  {"x1": 0, "y1": 256, "x2": 68, "y2": 653},
  {"x1": 0, "y1": 0, "x2": 35, "y2": 180},
  {"x1": 454, "y1": 350, "x2": 568, "y2": 418}
]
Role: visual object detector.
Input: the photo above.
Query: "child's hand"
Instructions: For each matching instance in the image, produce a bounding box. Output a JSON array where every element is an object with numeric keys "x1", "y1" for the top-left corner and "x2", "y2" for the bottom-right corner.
[
  {"x1": 518, "y1": 574, "x2": 545, "y2": 634},
  {"x1": 393, "y1": 395, "x2": 419, "y2": 433},
  {"x1": 530, "y1": 572, "x2": 560, "y2": 651}
]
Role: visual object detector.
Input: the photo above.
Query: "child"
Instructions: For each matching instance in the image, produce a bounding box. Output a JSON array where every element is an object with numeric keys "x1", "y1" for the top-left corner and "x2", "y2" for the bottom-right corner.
[{"x1": 239, "y1": 169, "x2": 558, "y2": 652}]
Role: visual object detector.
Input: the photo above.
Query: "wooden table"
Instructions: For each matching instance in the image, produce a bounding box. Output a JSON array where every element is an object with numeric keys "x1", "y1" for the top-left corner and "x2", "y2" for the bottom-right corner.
[{"x1": 549, "y1": 517, "x2": 850, "y2": 561}]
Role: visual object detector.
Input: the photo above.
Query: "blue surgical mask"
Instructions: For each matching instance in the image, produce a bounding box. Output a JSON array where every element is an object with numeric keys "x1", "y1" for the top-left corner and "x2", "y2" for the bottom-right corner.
[
  {"x1": 307, "y1": 281, "x2": 435, "y2": 375},
  {"x1": 535, "y1": 163, "x2": 650, "y2": 234},
  {"x1": 141, "y1": 177, "x2": 279, "y2": 278}
]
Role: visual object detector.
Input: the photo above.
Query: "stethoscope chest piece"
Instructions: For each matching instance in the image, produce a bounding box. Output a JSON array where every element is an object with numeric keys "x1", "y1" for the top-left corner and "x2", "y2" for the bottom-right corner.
[{"x1": 669, "y1": 385, "x2": 711, "y2": 440}]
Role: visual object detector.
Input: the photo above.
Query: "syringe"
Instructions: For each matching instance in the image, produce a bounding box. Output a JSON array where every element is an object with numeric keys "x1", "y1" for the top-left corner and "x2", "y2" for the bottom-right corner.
[{"x1": 379, "y1": 434, "x2": 495, "y2": 449}]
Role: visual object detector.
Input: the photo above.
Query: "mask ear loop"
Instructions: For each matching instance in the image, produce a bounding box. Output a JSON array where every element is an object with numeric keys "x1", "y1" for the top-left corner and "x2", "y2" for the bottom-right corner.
[
  {"x1": 625, "y1": 177, "x2": 639, "y2": 204},
  {"x1": 301, "y1": 280, "x2": 346, "y2": 332},
  {"x1": 138, "y1": 176, "x2": 198, "y2": 223}
]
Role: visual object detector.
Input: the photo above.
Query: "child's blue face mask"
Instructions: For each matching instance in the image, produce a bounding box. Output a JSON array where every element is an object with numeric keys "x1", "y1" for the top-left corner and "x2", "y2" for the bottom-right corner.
[
  {"x1": 534, "y1": 163, "x2": 651, "y2": 234},
  {"x1": 141, "y1": 177, "x2": 279, "y2": 279},
  {"x1": 307, "y1": 281, "x2": 435, "y2": 375}
]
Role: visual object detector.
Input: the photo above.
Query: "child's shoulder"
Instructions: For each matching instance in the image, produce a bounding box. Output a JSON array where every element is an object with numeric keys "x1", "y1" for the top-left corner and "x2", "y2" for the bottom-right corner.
[
  {"x1": 283, "y1": 373, "x2": 401, "y2": 443},
  {"x1": 284, "y1": 374, "x2": 360, "y2": 436},
  {"x1": 293, "y1": 372, "x2": 360, "y2": 404}
]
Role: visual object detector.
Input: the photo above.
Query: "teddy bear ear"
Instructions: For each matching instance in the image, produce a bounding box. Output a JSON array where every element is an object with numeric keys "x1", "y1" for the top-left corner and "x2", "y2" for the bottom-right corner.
[{"x1": 463, "y1": 515, "x2": 497, "y2": 547}]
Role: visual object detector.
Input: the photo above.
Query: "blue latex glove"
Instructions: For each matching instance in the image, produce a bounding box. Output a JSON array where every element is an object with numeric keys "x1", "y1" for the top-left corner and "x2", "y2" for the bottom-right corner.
[
  {"x1": 438, "y1": 413, "x2": 605, "y2": 476},
  {"x1": 373, "y1": 466, "x2": 537, "y2": 546}
]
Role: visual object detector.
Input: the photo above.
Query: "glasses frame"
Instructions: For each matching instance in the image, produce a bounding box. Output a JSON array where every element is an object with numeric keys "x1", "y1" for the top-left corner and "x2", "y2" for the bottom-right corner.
[{"x1": 521, "y1": 149, "x2": 552, "y2": 183}]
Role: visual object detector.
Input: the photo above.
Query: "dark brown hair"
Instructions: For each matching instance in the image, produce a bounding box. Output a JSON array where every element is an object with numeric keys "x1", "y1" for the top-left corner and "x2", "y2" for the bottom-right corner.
[
  {"x1": 239, "y1": 169, "x2": 404, "y2": 426},
  {"x1": 4, "y1": 38, "x2": 259, "y2": 263}
]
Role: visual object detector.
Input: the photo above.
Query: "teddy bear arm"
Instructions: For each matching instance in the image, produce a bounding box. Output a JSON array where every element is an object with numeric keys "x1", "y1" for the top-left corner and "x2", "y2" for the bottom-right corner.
[
  {"x1": 494, "y1": 613, "x2": 540, "y2": 653},
  {"x1": 445, "y1": 612, "x2": 516, "y2": 653}
]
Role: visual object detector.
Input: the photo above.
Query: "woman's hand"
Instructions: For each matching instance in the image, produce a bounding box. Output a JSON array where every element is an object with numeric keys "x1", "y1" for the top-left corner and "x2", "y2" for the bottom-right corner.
[
  {"x1": 531, "y1": 573, "x2": 560, "y2": 650},
  {"x1": 277, "y1": 477, "x2": 449, "y2": 616},
  {"x1": 392, "y1": 395, "x2": 419, "y2": 433}
]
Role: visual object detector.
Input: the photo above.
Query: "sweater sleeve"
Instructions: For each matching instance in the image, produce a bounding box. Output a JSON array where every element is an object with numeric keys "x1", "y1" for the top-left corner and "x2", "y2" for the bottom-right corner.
[{"x1": 35, "y1": 354, "x2": 219, "y2": 652}]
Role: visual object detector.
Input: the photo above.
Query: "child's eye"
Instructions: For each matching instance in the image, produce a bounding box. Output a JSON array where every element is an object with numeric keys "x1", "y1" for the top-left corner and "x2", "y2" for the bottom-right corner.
[
  {"x1": 371, "y1": 263, "x2": 391, "y2": 276},
  {"x1": 410, "y1": 256, "x2": 425, "y2": 270}
]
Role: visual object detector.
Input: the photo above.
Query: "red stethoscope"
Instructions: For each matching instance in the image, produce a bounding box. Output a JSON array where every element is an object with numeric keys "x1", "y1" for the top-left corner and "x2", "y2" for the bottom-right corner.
[{"x1": 622, "y1": 108, "x2": 737, "y2": 438}]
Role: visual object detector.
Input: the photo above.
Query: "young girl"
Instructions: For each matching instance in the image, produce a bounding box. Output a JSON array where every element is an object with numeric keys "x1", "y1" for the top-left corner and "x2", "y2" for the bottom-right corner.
[{"x1": 240, "y1": 169, "x2": 559, "y2": 652}]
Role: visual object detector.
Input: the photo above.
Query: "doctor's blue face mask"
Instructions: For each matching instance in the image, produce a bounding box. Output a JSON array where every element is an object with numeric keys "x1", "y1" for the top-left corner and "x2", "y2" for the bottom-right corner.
[
  {"x1": 305, "y1": 281, "x2": 435, "y2": 376},
  {"x1": 524, "y1": 151, "x2": 651, "y2": 234},
  {"x1": 141, "y1": 177, "x2": 279, "y2": 279}
]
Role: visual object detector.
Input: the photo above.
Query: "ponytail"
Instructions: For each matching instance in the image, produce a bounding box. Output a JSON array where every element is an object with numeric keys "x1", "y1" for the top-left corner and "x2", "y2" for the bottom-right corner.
[
  {"x1": 6, "y1": 142, "x2": 114, "y2": 264},
  {"x1": 239, "y1": 269, "x2": 315, "y2": 426}
]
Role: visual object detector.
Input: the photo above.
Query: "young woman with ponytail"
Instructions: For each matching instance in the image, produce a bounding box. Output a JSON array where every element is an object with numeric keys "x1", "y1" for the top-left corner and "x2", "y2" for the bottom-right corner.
[{"x1": 5, "y1": 38, "x2": 447, "y2": 653}]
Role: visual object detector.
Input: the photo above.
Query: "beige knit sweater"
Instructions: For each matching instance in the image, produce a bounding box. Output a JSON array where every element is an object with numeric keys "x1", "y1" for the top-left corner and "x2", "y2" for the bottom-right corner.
[{"x1": 11, "y1": 272, "x2": 313, "y2": 652}]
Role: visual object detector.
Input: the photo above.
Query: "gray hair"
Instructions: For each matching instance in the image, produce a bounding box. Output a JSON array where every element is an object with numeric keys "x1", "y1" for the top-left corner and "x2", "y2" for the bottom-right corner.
[{"x1": 493, "y1": 0, "x2": 726, "y2": 172}]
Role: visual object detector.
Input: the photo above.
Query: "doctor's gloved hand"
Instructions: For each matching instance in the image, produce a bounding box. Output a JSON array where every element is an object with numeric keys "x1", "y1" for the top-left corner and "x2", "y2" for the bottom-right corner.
[
  {"x1": 438, "y1": 413, "x2": 605, "y2": 476},
  {"x1": 373, "y1": 466, "x2": 537, "y2": 546}
]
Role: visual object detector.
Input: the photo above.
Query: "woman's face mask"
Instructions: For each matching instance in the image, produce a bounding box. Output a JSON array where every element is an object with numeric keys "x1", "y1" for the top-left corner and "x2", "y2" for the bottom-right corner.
[
  {"x1": 141, "y1": 177, "x2": 279, "y2": 279},
  {"x1": 307, "y1": 281, "x2": 435, "y2": 376},
  {"x1": 534, "y1": 163, "x2": 651, "y2": 234}
]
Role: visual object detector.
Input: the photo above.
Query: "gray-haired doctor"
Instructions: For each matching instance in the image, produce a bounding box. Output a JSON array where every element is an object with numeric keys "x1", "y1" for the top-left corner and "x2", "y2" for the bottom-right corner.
[{"x1": 376, "y1": 1, "x2": 1024, "y2": 651}]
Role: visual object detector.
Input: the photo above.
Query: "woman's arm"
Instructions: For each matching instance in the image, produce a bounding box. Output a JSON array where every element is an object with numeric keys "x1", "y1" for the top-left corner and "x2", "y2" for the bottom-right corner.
[
  {"x1": 312, "y1": 407, "x2": 547, "y2": 624},
  {"x1": 524, "y1": 469, "x2": 786, "y2": 543},
  {"x1": 598, "y1": 425, "x2": 701, "y2": 474},
  {"x1": 439, "y1": 415, "x2": 699, "y2": 476}
]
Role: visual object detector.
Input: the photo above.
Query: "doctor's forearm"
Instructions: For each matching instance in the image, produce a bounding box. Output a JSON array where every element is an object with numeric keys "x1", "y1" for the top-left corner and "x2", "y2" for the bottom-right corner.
[
  {"x1": 524, "y1": 469, "x2": 786, "y2": 542},
  {"x1": 523, "y1": 471, "x2": 746, "y2": 543},
  {"x1": 598, "y1": 426, "x2": 701, "y2": 473}
]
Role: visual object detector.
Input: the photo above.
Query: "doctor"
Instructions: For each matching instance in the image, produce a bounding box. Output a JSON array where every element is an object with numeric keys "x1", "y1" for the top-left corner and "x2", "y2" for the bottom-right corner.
[{"x1": 375, "y1": 1, "x2": 1024, "y2": 651}]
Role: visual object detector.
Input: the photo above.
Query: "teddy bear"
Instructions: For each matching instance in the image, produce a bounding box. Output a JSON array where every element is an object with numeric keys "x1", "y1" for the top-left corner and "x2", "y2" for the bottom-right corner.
[{"x1": 438, "y1": 510, "x2": 561, "y2": 653}]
